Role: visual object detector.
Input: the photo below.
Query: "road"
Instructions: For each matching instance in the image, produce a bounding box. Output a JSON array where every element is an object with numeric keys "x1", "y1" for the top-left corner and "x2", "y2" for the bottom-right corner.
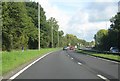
[{"x1": 12, "y1": 50, "x2": 119, "y2": 81}]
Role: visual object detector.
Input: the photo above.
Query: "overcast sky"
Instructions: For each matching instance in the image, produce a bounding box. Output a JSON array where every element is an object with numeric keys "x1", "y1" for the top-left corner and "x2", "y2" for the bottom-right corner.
[{"x1": 35, "y1": 0, "x2": 119, "y2": 42}]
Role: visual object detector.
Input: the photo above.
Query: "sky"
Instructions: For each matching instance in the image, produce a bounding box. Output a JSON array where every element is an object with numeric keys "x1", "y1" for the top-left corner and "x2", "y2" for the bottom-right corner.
[{"x1": 35, "y1": 0, "x2": 119, "y2": 42}]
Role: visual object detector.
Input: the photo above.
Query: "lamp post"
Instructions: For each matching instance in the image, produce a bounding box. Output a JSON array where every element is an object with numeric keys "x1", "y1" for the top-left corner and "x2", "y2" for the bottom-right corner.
[
  {"x1": 38, "y1": 3, "x2": 40, "y2": 50},
  {"x1": 57, "y1": 31, "x2": 59, "y2": 47},
  {"x1": 51, "y1": 25, "x2": 53, "y2": 48},
  {"x1": 51, "y1": 25, "x2": 59, "y2": 48}
]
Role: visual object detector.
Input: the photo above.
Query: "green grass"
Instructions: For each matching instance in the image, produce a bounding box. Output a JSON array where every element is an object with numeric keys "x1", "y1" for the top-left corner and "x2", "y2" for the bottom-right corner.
[
  {"x1": 92, "y1": 54, "x2": 120, "y2": 61},
  {"x1": 76, "y1": 49, "x2": 120, "y2": 62},
  {"x1": 2, "y1": 48, "x2": 60, "y2": 75}
]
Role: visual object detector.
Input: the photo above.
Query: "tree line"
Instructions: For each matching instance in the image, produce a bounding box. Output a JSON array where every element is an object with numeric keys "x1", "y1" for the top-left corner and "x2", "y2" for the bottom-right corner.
[
  {"x1": 2, "y1": 1, "x2": 93, "y2": 51},
  {"x1": 94, "y1": 12, "x2": 120, "y2": 51}
]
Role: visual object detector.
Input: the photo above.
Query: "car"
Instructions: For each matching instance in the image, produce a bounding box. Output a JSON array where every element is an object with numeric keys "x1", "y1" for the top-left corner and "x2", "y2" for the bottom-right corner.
[
  {"x1": 110, "y1": 47, "x2": 119, "y2": 53},
  {"x1": 69, "y1": 46, "x2": 75, "y2": 50},
  {"x1": 63, "y1": 46, "x2": 68, "y2": 50}
]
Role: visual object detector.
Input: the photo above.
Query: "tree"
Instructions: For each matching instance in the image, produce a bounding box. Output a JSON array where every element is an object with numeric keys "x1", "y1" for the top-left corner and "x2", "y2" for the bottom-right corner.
[
  {"x1": 40, "y1": 5, "x2": 51, "y2": 48},
  {"x1": 61, "y1": 34, "x2": 89, "y2": 48},
  {"x1": 2, "y1": 1, "x2": 90, "y2": 51},
  {"x1": 108, "y1": 12, "x2": 120, "y2": 50},
  {"x1": 94, "y1": 12, "x2": 120, "y2": 51},
  {"x1": 25, "y1": 2, "x2": 38, "y2": 49},
  {"x1": 94, "y1": 29, "x2": 108, "y2": 50},
  {"x1": 58, "y1": 30, "x2": 64, "y2": 47},
  {"x1": 47, "y1": 17, "x2": 59, "y2": 48},
  {"x1": 2, "y1": 2, "x2": 37, "y2": 51}
]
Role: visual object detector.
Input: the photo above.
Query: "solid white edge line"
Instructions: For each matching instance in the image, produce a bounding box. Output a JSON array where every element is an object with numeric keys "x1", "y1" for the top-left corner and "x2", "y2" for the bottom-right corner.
[
  {"x1": 97, "y1": 74, "x2": 108, "y2": 80},
  {"x1": 78, "y1": 62, "x2": 82, "y2": 65},
  {"x1": 99, "y1": 58, "x2": 119, "y2": 64},
  {"x1": 9, "y1": 52, "x2": 53, "y2": 79},
  {"x1": 88, "y1": 55, "x2": 119, "y2": 64}
]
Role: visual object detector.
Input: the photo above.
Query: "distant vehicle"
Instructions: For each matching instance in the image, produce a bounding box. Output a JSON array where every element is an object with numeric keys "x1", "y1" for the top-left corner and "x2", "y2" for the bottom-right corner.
[
  {"x1": 75, "y1": 45, "x2": 77, "y2": 49},
  {"x1": 63, "y1": 46, "x2": 68, "y2": 50},
  {"x1": 69, "y1": 46, "x2": 75, "y2": 50},
  {"x1": 110, "y1": 47, "x2": 119, "y2": 53}
]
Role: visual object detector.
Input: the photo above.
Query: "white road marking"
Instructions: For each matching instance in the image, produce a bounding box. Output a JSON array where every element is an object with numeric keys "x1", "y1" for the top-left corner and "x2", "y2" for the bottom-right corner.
[
  {"x1": 78, "y1": 62, "x2": 82, "y2": 65},
  {"x1": 71, "y1": 57, "x2": 73, "y2": 59},
  {"x1": 97, "y1": 74, "x2": 109, "y2": 81},
  {"x1": 0, "y1": 77, "x2": 3, "y2": 81},
  {"x1": 88, "y1": 55, "x2": 119, "y2": 64},
  {"x1": 98, "y1": 58, "x2": 119, "y2": 64},
  {"x1": 9, "y1": 52, "x2": 53, "y2": 79}
]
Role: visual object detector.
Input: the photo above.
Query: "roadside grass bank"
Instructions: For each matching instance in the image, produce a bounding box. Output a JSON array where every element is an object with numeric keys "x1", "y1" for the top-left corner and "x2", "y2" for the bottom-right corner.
[
  {"x1": 76, "y1": 49, "x2": 120, "y2": 62},
  {"x1": 2, "y1": 48, "x2": 61, "y2": 75}
]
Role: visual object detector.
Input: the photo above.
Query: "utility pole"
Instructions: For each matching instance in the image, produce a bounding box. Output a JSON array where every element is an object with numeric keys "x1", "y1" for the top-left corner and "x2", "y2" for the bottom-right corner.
[
  {"x1": 38, "y1": 3, "x2": 40, "y2": 50},
  {"x1": 51, "y1": 25, "x2": 53, "y2": 48},
  {"x1": 57, "y1": 31, "x2": 59, "y2": 47}
]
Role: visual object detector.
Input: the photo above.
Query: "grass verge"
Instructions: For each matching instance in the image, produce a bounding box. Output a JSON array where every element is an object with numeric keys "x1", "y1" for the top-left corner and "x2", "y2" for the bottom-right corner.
[
  {"x1": 76, "y1": 49, "x2": 120, "y2": 62},
  {"x1": 2, "y1": 48, "x2": 60, "y2": 75}
]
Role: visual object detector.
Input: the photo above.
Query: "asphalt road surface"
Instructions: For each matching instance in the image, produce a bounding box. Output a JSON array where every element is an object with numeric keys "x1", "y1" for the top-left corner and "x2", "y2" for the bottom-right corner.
[{"x1": 13, "y1": 50, "x2": 119, "y2": 80}]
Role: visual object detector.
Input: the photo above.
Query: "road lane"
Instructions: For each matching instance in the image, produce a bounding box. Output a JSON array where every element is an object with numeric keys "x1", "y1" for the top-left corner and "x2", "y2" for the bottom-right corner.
[
  {"x1": 14, "y1": 50, "x2": 101, "y2": 79},
  {"x1": 67, "y1": 50, "x2": 119, "y2": 80}
]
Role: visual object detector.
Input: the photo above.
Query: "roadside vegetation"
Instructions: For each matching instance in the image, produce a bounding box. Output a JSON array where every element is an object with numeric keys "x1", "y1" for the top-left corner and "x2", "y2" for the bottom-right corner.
[
  {"x1": 2, "y1": 48, "x2": 60, "y2": 75},
  {"x1": 77, "y1": 49, "x2": 120, "y2": 62},
  {"x1": 2, "y1": 1, "x2": 120, "y2": 77},
  {"x1": 94, "y1": 13, "x2": 120, "y2": 51},
  {"x1": 2, "y1": 2, "x2": 92, "y2": 52},
  {"x1": 1, "y1": 1, "x2": 93, "y2": 76}
]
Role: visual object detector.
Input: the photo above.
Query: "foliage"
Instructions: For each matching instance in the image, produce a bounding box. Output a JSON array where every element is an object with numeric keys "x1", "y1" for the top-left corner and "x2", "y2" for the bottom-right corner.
[
  {"x1": 77, "y1": 49, "x2": 120, "y2": 62},
  {"x1": 2, "y1": 2, "x2": 91, "y2": 51},
  {"x1": 108, "y1": 12, "x2": 120, "y2": 50},
  {"x1": 94, "y1": 12, "x2": 120, "y2": 51},
  {"x1": 94, "y1": 29, "x2": 108, "y2": 50},
  {"x1": 2, "y1": 2, "x2": 34, "y2": 51}
]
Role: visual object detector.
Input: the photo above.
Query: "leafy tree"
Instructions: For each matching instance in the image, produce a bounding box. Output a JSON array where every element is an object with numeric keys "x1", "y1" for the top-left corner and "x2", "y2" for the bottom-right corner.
[
  {"x1": 94, "y1": 12, "x2": 120, "y2": 51},
  {"x1": 94, "y1": 29, "x2": 108, "y2": 50},
  {"x1": 2, "y1": 2, "x2": 37, "y2": 51},
  {"x1": 40, "y1": 5, "x2": 51, "y2": 48},
  {"x1": 25, "y1": 2, "x2": 38, "y2": 49},
  {"x1": 47, "y1": 17, "x2": 59, "y2": 48},
  {"x1": 58, "y1": 30, "x2": 64, "y2": 47},
  {"x1": 2, "y1": 1, "x2": 90, "y2": 51},
  {"x1": 108, "y1": 12, "x2": 120, "y2": 50}
]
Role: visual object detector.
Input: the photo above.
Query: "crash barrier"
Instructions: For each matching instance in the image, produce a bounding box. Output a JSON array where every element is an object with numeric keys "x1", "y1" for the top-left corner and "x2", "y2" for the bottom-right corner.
[{"x1": 78, "y1": 48, "x2": 120, "y2": 56}]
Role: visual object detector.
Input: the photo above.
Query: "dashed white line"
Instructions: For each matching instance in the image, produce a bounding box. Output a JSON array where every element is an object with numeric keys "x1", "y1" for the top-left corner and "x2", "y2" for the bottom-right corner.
[
  {"x1": 98, "y1": 58, "x2": 119, "y2": 64},
  {"x1": 9, "y1": 52, "x2": 53, "y2": 80},
  {"x1": 97, "y1": 74, "x2": 109, "y2": 81},
  {"x1": 78, "y1": 62, "x2": 82, "y2": 65},
  {"x1": 88, "y1": 55, "x2": 119, "y2": 64},
  {"x1": 0, "y1": 77, "x2": 3, "y2": 81},
  {"x1": 71, "y1": 57, "x2": 73, "y2": 59}
]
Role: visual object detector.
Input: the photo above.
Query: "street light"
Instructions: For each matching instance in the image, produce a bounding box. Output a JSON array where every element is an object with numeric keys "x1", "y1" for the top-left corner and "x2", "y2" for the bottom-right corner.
[
  {"x1": 57, "y1": 31, "x2": 59, "y2": 47},
  {"x1": 51, "y1": 25, "x2": 53, "y2": 48},
  {"x1": 38, "y1": 3, "x2": 40, "y2": 50},
  {"x1": 51, "y1": 27, "x2": 59, "y2": 48}
]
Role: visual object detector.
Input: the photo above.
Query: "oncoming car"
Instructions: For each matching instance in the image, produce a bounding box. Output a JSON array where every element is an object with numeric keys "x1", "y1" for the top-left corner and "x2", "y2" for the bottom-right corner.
[{"x1": 69, "y1": 46, "x2": 75, "y2": 50}]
